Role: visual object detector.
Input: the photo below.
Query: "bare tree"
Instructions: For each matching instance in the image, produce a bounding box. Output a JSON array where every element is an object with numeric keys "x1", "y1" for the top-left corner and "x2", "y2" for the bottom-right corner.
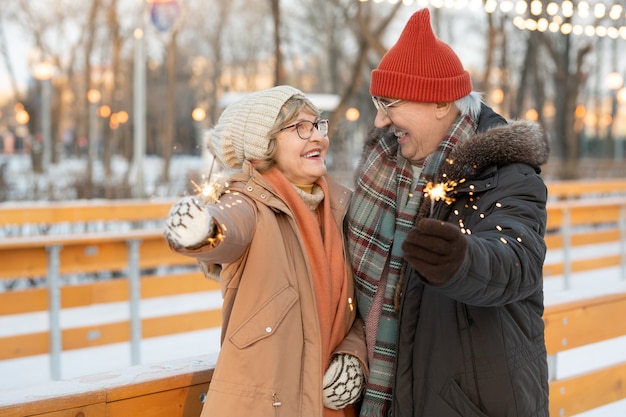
[
  {"x1": 81, "y1": 0, "x2": 103, "y2": 194},
  {"x1": 5, "y1": 0, "x2": 623, "y2": 199},
  {"x1": 202, "y1": 2, "x2": 233, "y2": 125},
  {"x1": 481, "y1": 11, "x2": 497, "y2": 94},
  {"x1": 270, "y1": 0, "x2": 285, "y2": 86},
  {"x1": 102, "y1": 0, "x2": 120, "y2": 184},
  {"x1": 9, "y1": 0, "x2": 97, "y2": 175},
  {"x1": 541, "y1": 30, "x2": 593, "y2": 179},
  {"x1": 0, "y1": 4, "x2": 22, "y2": 102},
  {"x1": 333, "y1": 0, "x2": 404, "y2": 118},
  {"x1": 318, "y1": 0, "x2": 404, "y2": 171},
  {"x1": 159, "y1": 25, "x2": 181, "y2": 185}
]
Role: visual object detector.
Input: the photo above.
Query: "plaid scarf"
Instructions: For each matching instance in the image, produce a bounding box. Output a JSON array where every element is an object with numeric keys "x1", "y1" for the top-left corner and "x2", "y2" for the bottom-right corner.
[{"x1": 347, "y1": 114, "x2": 477, "y2": 417}]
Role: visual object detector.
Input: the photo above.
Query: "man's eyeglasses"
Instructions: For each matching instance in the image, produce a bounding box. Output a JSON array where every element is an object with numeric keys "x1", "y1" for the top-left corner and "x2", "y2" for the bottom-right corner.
[
  {"x1": 280, "y1": 119, "x2": 329, "y2": 140},
  {"x1": 371, "y1": 96, "x2": 402, "y2": 115}
]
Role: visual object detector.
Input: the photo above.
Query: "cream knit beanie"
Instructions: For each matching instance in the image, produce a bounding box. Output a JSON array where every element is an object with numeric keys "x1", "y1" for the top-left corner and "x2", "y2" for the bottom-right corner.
[{"x1": 207, "y1": 85, "x2": 305, "y2": 169}]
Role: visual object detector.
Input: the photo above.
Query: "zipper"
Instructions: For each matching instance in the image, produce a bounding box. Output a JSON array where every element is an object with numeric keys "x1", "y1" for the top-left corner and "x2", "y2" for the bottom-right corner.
[
  {"x1": 463, "y1": 304, "x2": 484, "y2": 408},
  {"x1": 272, "y1": 393, "x2": 282, "y2": 417}
]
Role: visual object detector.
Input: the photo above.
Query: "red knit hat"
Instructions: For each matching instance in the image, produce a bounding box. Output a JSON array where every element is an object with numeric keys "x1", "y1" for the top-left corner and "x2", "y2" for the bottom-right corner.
[{"x1": 370, "y1": 8, "x2": 472, "y2": 103}]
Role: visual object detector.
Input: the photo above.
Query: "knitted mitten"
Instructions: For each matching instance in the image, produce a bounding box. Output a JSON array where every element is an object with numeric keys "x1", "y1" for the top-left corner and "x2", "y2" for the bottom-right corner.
[
  {"x1": 164, "y1": 196, "x2": 215, "y2": 249},
  {"x1": 322, "y1": 354, "x2": 365, "y2": 410}
]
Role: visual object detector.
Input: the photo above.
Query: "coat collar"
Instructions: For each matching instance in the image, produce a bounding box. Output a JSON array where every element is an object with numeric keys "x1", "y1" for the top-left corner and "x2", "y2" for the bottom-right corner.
[
  {"x1": 444, "y1": 119, "x2": 549, "y2": 182},
  {"x1": 231, "y1": 161, "x2": 351, "y2": 217}
]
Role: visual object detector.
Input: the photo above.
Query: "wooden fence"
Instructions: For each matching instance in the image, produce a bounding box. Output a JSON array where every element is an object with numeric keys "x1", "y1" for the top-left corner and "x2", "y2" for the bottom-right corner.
[
  {"x1": 1, "y1": 179, "x2": 626, "y2": 416},
  {"x1": 546, "y1": 178, "x2": 626, "y2": 199},
  {"x1": 543, "y1": 197, "x2": 626, "y2": 284},
  {"x1": 0, "y1": 199, "x2": 222, "y2": 377},
  {"x1": 545, "y1": 292, "x2": 626, "y2": 416},
  {"x1": 1, "y1": 291, "x2": 624, "y2": 417}
]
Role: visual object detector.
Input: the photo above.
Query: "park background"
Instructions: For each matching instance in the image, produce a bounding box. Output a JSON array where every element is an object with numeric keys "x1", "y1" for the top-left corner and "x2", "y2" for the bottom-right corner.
[{"x1": 1, "y1": 0, "x2": 626, "y2": 201}]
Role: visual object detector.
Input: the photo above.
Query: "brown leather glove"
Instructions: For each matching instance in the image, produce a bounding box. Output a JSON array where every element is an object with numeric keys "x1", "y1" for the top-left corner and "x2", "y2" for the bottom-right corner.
[{"x1": 402, "y1": 218, "x2": 468, "y2": 285}]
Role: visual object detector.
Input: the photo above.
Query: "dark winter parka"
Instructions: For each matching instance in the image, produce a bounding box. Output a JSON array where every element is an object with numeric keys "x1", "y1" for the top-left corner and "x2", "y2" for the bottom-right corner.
[{"x1": 393, "y1": 109, "x2": 550, "y2": 417}]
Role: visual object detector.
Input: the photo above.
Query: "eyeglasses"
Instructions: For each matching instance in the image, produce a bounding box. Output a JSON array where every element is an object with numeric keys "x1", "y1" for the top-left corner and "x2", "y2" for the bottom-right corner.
[
  {"x1": 280, "y1": 119, "x2": 329, "y2": 140},
  {"x1": 371, "y1": 96, "x2": 402, "y2": 115}
]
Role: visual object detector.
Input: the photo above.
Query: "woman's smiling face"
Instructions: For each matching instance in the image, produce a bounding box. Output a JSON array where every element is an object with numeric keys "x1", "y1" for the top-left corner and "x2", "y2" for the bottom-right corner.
[{"x1": 274, "y1": 111, "x2": 329, "y2": 184}]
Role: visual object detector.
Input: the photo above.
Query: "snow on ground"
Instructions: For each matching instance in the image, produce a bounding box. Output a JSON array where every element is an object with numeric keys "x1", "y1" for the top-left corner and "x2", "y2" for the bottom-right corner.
[{"x1": 0, "y1": 153, "x2": 206, "y2": 202}]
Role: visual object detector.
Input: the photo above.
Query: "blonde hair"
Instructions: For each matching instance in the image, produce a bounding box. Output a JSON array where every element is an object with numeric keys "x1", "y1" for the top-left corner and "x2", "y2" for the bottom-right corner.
[{"x1": 254, "y1": 95, "x2": 321, "y2": 173}]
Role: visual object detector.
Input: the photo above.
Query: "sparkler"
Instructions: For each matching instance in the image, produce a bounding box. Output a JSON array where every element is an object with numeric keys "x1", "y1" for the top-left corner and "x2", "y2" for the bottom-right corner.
[
  {"x1": 423, "y1": 180, "x2": 457, "y2": 216},
  {"x1": 423, "y1": 174, "x2": 524, "y2": 244},
  {"x1": 189, "y1": 157, "x2": 229, "y2": 250},
  {"x1": 191, "y1": 157, "x2": 228, "y2": 205}
]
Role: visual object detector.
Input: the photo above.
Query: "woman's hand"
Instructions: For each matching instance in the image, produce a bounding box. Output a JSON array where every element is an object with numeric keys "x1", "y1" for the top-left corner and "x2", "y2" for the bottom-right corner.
[{"x1": 164, "y1": 196, "x2": 215, "y2": 249}]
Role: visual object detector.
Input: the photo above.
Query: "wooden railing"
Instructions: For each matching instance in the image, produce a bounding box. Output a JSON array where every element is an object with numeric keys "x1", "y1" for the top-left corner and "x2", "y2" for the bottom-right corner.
[
  {"x1": 542, "y1": 178, "x2": 626, "y2": 284},
  {"x1": 1, "y1": 291, "x2": 624, "y2": 417},
  {"x1": 0, "y1": 199, "x2": 222, "y2": 376},
  {"x1": 0, "y1": 192, "x2": 625, "y2": 364},
  {"x1": 545, "y1": 292, "x2": 626, "y2": 416},
  {"x1": 0, "y1": 355, "x2": 214, "y2": 417},
  {"x1": 0, "y1": 180, "x2": 626, "y2": 416},
  {"x1": 546, "y1": 178, "x2": 626, "y2": 200},
  {"x1": 543, "y1": 197, "x2": 626, "y2": 284}
]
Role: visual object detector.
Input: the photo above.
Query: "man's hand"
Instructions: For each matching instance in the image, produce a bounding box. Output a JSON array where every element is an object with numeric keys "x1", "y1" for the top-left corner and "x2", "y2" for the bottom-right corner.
[{"x1": 402, "y1": 218, "x2": 468, "y2": 285}]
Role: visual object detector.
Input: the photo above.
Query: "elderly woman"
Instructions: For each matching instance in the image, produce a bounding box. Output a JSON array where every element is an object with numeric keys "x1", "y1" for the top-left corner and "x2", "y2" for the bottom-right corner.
[{"x1": 164, "y1": 86, "x2": 367, "y2": 417}]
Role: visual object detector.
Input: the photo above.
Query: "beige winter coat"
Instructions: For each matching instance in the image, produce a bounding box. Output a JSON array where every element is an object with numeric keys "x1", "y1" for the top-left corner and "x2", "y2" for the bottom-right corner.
[{"x1": 176, "y1": 161, "x2": 368, "y2": 417}]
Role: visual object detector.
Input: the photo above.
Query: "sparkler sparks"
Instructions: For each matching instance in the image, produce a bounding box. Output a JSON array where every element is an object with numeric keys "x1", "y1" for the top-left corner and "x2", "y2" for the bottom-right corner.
[
  {"x1": 191, "y1": 176, "x2": 227, "y2": 205},
  {"x1": 423, "y1": 180, "x2": 458, "y2": 215},
  {"x1": 434, "y1": 183, "x2": 525, "y2": 244},
  {"x1": 191, "y1": 158, "x2": 228, "y2": 205},
  {"x1": 185, "y1": 158, "x2": 230, "y2": 249}
]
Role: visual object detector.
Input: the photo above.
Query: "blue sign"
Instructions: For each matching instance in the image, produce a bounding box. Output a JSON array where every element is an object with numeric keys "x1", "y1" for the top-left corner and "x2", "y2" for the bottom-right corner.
[{"x1": 150, "y1": 0, "x2": 180, "y2": 32}]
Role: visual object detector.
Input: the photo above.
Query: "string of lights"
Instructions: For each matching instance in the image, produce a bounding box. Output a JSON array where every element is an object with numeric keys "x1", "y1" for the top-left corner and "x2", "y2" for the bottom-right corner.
[{"x1": 359, "y1": 0, "x2": 626, "y2": 39}]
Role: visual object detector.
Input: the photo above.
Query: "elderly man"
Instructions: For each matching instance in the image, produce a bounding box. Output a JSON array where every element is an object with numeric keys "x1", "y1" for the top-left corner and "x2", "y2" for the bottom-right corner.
[{"x1": 347, "y1": 8, "x2": 550, "y2": 417}]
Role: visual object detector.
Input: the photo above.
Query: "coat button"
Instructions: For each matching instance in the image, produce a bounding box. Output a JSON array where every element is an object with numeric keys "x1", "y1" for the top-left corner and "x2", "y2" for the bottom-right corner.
[
  {"x1": 246, "y1": 186, "x2": 253, "y2": 192},
  {"x1": 265, "y1": 327, "x2": 272, "y2": 333},
  {"x1": 260, "y1": 193, "x2": 267, "y2": 199}
]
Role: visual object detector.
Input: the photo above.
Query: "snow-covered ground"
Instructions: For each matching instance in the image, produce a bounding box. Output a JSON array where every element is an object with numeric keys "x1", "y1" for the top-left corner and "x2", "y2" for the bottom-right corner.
[{"x1": 0, "y1": 153, "x2": 206, "y2": 202}]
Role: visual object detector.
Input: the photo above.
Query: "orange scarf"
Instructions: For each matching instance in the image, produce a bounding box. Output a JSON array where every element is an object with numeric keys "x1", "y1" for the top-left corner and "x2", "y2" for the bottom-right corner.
[{"x1": 262, "y1": 168, "x2": 352, "y2": 417}]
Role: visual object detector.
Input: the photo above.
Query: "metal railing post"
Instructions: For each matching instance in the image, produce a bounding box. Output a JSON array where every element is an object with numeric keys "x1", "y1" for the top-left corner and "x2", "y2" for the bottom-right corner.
[
  {"x1": 47, "y1": 244, "x2": 63, "y2": 380},
  {"x1": 127, "y1": 239, "x2": 142, "y2": 365},
  {"x1": 547, "y1": 354, "x2": 557, "y2": 382},
  {"x1": 618, "y1": 204, "x2": 626, "y2": 280},
  {"x1": 562, "y1": 207, "x2": 572, "y2": 290}
]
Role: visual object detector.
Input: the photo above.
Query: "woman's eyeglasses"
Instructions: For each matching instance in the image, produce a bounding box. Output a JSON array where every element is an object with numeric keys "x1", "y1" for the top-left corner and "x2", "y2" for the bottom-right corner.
[
  {"x1": 280, "y1": 119, "x2": 329, "y2": 140},
  {"x1": 371, "y1": 96, "x2": 402, "y2": 115}
]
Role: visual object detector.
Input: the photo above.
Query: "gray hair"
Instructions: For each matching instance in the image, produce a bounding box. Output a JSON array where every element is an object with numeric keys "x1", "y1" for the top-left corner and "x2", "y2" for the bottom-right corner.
[{"x1": 454, "y1": 92, "x2": 483, "y2": 119}]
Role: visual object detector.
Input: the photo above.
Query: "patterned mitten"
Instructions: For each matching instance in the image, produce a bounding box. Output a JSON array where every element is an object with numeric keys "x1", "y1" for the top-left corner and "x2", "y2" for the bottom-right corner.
[
  {"x1": 322, "y1": 354, "x2": 365, "y2": 410},
  {"x1": 164, "y1": 196, "x2": 215, "y2": 249}
]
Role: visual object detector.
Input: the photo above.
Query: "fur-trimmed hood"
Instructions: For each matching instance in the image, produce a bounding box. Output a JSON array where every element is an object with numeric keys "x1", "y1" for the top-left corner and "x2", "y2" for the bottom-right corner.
[{"x1": 444, "y1": 119, "x2": 549, "y2": 182}]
